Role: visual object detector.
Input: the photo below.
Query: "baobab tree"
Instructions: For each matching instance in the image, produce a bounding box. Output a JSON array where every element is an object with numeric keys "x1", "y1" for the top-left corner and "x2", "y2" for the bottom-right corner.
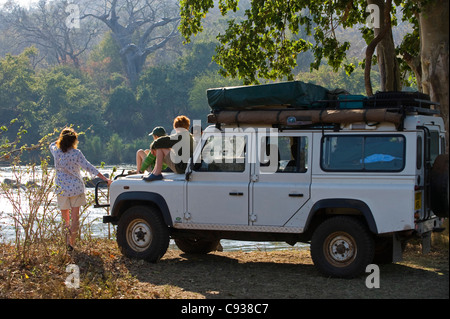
[{"x1": 84, "y1": 0, "x2": 180, "y2": 86}]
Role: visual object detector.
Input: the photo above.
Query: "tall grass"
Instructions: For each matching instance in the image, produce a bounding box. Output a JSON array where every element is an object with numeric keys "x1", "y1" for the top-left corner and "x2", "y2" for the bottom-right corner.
[
  {"x1": 0, "y1": 161, "x2": 110, "y2": 264},
  {"x1": 1, "y1": 161, "x2": 58, "y2": 262},
  {"x1": 433, "y1": 219, "x2": 449, "y2": 249},
  {"x1": 1, "y1": 125, "x2": 116, "y2": 265}
]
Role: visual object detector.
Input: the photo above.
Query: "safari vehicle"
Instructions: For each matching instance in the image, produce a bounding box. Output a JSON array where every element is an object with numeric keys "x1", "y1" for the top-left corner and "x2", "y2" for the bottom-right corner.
[{"x1": 97, "y1": 82, "x2": 448, "y2": 278}]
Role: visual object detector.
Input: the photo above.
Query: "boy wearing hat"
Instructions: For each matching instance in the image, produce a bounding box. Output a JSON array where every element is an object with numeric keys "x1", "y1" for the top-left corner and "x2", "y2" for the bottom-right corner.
[
  {"x1": 144, "y1": 115, "x2": 193, "y2": 181},
  {"x1": 135, "y1": 126, "x2": 167, "y2": 174}
]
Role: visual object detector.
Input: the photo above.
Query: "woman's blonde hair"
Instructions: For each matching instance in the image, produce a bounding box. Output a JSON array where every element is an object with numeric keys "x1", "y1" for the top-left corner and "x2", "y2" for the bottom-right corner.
[{"x1": 56, "y1": 127, "x2": 78, "y2": 152}]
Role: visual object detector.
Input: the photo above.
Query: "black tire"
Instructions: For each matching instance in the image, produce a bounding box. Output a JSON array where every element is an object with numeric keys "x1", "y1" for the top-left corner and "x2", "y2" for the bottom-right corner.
[
  {"x1": 430, "y1": 154, "x2": 449, "y2": 218},
  {"x1": 373, "y1": 236, "x2": 394, "y2": 264},
  {"x1": 175, "y1": 238, "x2": 222, "y2": 254},
  {"x1": 311, "y1": 216, "x2": 375, "y2": 278},
  {"x1": 117, "y1": 205, "x2": 169, "y2": 262},
  {"x1": 373, "y1": 236, "x2": 407, "y2": 264}
]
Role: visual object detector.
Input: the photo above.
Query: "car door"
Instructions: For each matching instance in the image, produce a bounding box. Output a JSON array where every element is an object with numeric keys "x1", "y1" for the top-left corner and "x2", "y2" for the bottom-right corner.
[
  {"x1": 186, "y1": 130, "x2": 251, "y2": 225},
  {"x1": 251, "y1": 133, "x2": 312, "y2": 226}
]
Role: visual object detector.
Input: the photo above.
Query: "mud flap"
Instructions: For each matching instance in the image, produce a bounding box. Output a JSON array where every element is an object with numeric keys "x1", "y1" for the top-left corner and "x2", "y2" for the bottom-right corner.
[
  {"x1": 392, "y1": 233, "x2": 403, "y2": 262},
  {"x1": 421, "y1": 231, "x2": 432, "y2": 255}
]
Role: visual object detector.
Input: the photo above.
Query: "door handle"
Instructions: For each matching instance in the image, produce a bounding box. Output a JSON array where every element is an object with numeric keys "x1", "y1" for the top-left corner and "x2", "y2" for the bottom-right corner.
[
  {"x1": 289, "y1": 193, "x2": 304, "y2": 197},
  {"x1": 229, "y1": 192, "x2": 244, "y2": 196}
]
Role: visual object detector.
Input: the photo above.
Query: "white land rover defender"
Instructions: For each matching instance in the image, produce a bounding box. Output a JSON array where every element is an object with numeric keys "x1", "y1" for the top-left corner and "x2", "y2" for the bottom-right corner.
[{"x1": 97, "y1": 82, "x2": 448, "y2": 278}]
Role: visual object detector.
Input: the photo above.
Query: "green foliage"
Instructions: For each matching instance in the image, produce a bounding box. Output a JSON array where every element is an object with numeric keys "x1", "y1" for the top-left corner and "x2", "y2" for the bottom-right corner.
[
  {"x1": 81, "y1": 135, "x2": 104, "y2": 164},
  {"x1": 89, "y1": 32, "x2": 124, "y2": 75},
  {"x1": 189, "y1": 70, "x2": 242, "y2": 114},
  {"x1": 137, "y1": 41, "x2": 221, "y2": 127},
  {"x1": 85, "y1": 32, "x2": 127, "y2": 94},
  {"x1": 180, "y1": 0, "x2": 369, "y2": 84},
  {"x1": 394, "y1": 1, "x2": 422, "y2": 89},
  {"x1": 0, "y1": 47, "x2": 38, "y2": 129},
  {"x1": 104, "y1": 85, "x2": 144, "y2": 139},
  {"x1": 296, "y1": 62, "x2": 380, "y2": 95},
  {"x1": 0, "y1": 50, "x2": 104, "y2": 164},
  {"x1": 105, "y1": 133, "x2": 124, "y2": 163},
  {"x1": 179, "y1": 0, "x2": 429, "y2": 92},
  {"x1": 34, "y1": 66, "x2": 104, "y2": 135}
]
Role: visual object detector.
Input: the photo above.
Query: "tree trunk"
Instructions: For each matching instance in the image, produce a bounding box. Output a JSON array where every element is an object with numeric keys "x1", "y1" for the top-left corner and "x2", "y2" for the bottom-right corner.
[
  {"x1": 377, "y1": 31, "x2": 400, "y2": 91},
  {"x1": 119, "y1": 44, "x2": 145, "y2": 87},
  {"x1": 419, "y1": 0, "x2": 449, "y2": 151},
  {"x1": 107, "y1": 21, "x2": 142, "y2": 87},
  {"x1": 369, "y1": 0, "x2": 401, "y2": 92}
]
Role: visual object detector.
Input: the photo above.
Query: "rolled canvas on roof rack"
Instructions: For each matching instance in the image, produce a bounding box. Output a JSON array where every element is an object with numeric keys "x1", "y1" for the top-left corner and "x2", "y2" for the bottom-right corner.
[
  {"x1": 207, "y1": 108, "x2": 404, "y2": 126},
  {"x1": 207, "y1": 81, "x2": 330, "y2": 110}
]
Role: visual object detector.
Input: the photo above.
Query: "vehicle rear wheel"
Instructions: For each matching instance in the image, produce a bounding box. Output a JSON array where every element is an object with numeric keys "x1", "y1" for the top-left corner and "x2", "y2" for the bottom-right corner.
[
  {"x1": 430, "y1": 154, "x2": 449, "y2": 218},
  {"x1": 174, "y1": 238, "x2": 222, "y2": 254},
  {"x1": 117, "y1": 205, "x2": 169, "y2": 262},
  {"x1": 311, "y1": 216, "x2": 375, "y2": 278}
]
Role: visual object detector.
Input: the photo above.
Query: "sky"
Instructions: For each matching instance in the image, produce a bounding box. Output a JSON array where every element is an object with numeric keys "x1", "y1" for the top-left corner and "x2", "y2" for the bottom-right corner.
[{"x1": 0, "y1": 0, "x2": 38, "y2": 8}]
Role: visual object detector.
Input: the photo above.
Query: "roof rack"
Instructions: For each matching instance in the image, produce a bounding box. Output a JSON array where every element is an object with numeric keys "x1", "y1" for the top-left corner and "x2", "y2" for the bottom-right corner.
[
  {"x1": 208, "y1": 104, "x2": 439, "y2": 126},
  {"x1": 318, "y1": 99, "x2": 441, "y2": 116},
  {"x1": 206, "y1": 83, "x2": 441, "y2": 128}
]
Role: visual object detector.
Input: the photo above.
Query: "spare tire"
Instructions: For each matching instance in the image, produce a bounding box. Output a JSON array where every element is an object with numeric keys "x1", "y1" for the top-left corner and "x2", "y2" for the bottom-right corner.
[{"x1": 430, "y1": 154, "x2": 449, "y2": 217}]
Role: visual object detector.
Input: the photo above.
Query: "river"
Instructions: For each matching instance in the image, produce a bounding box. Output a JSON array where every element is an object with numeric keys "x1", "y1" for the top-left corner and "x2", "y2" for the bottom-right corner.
[{"x1": 0, "y1": 165, "x2": 308, "y2": 252}]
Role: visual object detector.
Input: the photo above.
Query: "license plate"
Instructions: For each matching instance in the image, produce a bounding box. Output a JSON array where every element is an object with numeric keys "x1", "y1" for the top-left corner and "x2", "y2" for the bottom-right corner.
[{"x1": 415, "y1": 192, "x2": 422, "y2": 210}]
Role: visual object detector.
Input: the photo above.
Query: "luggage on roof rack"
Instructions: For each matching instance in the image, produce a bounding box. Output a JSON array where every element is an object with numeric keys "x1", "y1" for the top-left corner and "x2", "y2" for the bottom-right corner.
[
  {"x1": 366, "y1": 91, "x2": 434, "y2": 108},
  {"x1": 206, "y1": 82, "x2": 439, "y2": 126},
  {"x1": 207, "y1": 81, "x2": 330, "y2": 111}
]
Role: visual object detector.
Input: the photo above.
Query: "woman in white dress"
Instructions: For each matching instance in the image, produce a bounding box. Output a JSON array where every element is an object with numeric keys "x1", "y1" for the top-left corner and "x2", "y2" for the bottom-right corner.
[{"x1": 50, "y1": 127, "x2": 111, "y2": 251}]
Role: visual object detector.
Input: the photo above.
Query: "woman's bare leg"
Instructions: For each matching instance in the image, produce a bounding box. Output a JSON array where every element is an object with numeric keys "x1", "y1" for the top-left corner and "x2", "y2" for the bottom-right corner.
[{"x1": 69, "y1": 207, "x2": 80, "y2": 247}]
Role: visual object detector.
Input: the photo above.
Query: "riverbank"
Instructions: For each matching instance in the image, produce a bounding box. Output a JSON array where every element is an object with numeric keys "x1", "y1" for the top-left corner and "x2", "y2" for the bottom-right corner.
[{"x1": 0, "y1": 239, "x2": 448, "y2": 299}]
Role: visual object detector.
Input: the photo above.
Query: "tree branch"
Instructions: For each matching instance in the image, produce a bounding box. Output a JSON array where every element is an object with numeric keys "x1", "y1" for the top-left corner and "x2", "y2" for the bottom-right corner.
[
  {"x1": 138, "y1": 17, "x2": 180, "y2": 50},
  {"x1": 365, "y1": 0, "x2": 392, "y2": 96}
]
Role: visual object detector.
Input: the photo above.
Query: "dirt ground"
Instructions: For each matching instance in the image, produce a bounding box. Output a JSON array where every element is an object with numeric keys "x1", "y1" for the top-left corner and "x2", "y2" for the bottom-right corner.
[
  {"x1": 1, "y1": 239, "x2": 448, "y2": 300},
  {"x1": 120, "y1": 245, "x2": 449, "y2": 299}
]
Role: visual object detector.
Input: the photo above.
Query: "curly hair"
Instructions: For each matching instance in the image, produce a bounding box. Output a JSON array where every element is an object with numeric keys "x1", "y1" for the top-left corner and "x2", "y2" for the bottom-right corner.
[
  {"x1": 56, "y1": 127, "x2": 78, "y2": 153},
  {"x1": 173, "y1": 115, "x2": 190, "y2": 130}
]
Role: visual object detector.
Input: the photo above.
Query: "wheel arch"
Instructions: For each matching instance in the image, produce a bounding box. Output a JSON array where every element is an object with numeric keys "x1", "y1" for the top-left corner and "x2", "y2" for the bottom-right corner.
[
  {"x1": 111, "y1": 191, "x2": 173, "y2": 227},
  {"x1": 304, "y1": 198, "x2": 378, "y2": 235}
]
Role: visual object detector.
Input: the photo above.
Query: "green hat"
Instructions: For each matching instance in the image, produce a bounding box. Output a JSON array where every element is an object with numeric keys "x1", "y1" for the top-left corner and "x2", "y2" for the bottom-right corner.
[{"x1": 149, "y1": 126, "x2": 166, "y2": 137}]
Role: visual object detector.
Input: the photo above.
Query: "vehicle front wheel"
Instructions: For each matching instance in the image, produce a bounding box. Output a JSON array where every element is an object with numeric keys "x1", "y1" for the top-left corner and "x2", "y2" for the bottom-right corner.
[
  {"x1": 117, "y1": 205, "x2": 169, "y2": 262},
  {"x1": 311, "y1": 216, "x2": 374, "y2": 278}
]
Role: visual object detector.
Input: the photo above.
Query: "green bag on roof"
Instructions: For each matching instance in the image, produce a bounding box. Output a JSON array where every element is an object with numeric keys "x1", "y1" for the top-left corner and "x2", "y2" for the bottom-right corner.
[{"x1": 207, "y1": 81, "x2": 330, "y2": 111}]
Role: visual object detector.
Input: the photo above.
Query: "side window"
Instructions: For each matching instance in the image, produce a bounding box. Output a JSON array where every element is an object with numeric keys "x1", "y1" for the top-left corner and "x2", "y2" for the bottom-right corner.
[
  {"x1": 441, "y1": 136, "x2": 446, "y2": 156},
  {"x1": 429, "y1": 131, "x2": 440, "y2": 163},
  {"x1": 321, "y1": 136, "x2": 364, "y2": 170},
  {"x1": 260, "y1": 136, "x2": 308, "y2": 173},
  {"x1": 194, "y1": 134, "x2": 246, "y2": 172},
  {"x1": 417, "y1": 135, "x2": 423, "y2": 170},
  {"x1": 321, "y1": 135, "x2": 405, "y2": 172}
]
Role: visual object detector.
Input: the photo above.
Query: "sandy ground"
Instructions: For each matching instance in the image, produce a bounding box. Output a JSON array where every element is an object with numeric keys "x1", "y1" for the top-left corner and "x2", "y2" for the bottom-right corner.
[{"x1": 1, "y1": 240, "x2": 448, "y2": 300}]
